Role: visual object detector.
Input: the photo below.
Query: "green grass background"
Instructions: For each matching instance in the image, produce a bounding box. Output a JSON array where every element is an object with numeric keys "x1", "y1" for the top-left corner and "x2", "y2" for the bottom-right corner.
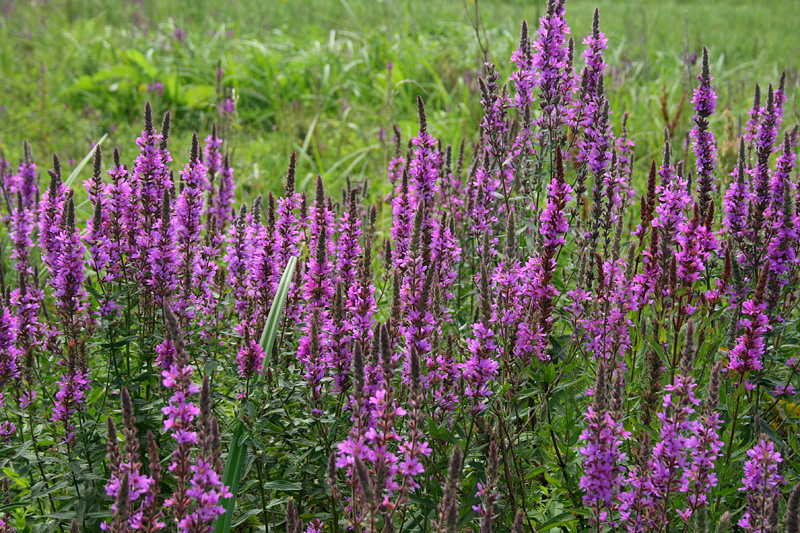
[{"x1": 1, "y1": 0, "x2": 798, "y2": 199}]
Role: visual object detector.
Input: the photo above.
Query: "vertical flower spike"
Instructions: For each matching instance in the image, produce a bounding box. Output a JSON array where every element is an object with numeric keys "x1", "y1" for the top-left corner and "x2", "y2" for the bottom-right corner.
[
  {"x1": 328, "y1": 283, "x2": 352, "y2": 394},
  {"x1": 161, "y1": 306, "x2": 201, "y2": 527},
  {"x1": 723, "y1": 139, "x2": 750, "y2": 242},
  {"x1": 133, "y1": 102, "x2": 171, "y2": 224},
  {"x1": 39, "y1": 154, "x2": 68, "y2": 272},
  {"x1": 652, "y1": 140, "x2": 690, "y2": 249},
  {"x1": 337, "y1": 188, "x2": 362, "y2": 293},
  {"x1": 11, "y1": 190, "x2": 35, "y2": 279},
  {"x1": 387, "y1": 124, "x2": 406, "y2": 195},
  {"x1": 236, "y1": 327, "x2": 264, "y2": 380},
  {"x1": 751, "y1": 85, "x2": 779, "y2": 241},
  {"x1": 579, "y1": 361, "x2": 629, "y2": 528},
  {"x1": 10, "y1": 140, "x2": 38, "y2": 211},
  {"x1": 173, "y1": 132, "x2": 208, "y2": 323},
  {"x1": 744, "y1": 84, "x2": 763, "y2": 150},
  {"x1": 409, "y1": 97, "x2": 440, "y2": 228},
  {"x1": 739, "y1": 438, "x2": 784, "y2": 533},
  {"x1": 482, "y1": 63, "x2": 511, "y2": 163},
  {"x1": 679, "y1": 361, "x2": 724, "y2": 519},
  {"x1": 728, "y1": 268, "x2": 770, "y2": 374},
  {"x1": 765, "y1": 134, "x2": 798, "y2": 318},
  {"x1": 297, "y1": 176, "x2": 334, "y2": 404},
  {"x1": 461, "y1": 259, "x2": 500, "y2": 411},
  {"x1": 573, "y1": 8, "x2": 608, "y2": 144},
  {"x1": 0, "y1": 294, "x2": 19, "y2": 390},
  {"x1": 476, "y1": 441, "x2": 499, "y2": 533},
  {"x1": 203, "y1": 124, "x2": 222, "y2": 200},
  {"x1": 225, "y1": 204, "x2": 251, "y2": 319},
  {"x1": 510, "y1": 20, "x2": 535, "y2": 155},
  {"x1": 275, "y1": 152, "x2": 302, "y2": 269},
  {"x1": 348, "y1": 220, "x2": 376, "y2": 356},
  {"x1": 52, "y1": 196, "x2": 91, "y2": 325},
  {"x1": 518, "y1": 147, "x2": 573, "y2": 361},
  {"x1": 213, "y1": 153, "x2": 236, "y2": 236},
  {"x1": 247, "y1": 194, "x2": 277, "y2": 327},
  {"x1": 148, "y1": 191, "x2": 179, "y2": 306},
  {"x1": 391, "y1": 166, "x2": 413, "y2": 270},
  {"x1": 692, "y1": 46, "x2": 718, "y2": 215},
  {"x1": 533, "y1": 0, "x2": 573, "y2": 147},
  {"x1": 180, "y1": 376, "x2": 232, "y2": 532}
]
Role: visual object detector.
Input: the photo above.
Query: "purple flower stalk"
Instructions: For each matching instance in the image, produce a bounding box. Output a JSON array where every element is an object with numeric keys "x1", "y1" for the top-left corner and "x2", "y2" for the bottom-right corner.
[
  {"x1": 533, "y1": 0, "x2": 573, "y2": 146},
  {"x1": 391, "y1": 168, "x2": 414, "y2": 270},
  {"x1": 9, "y1": 141, "x2": 38, "y2": 212},
  {"x1": 738, "y1": 438, "x2": 784, "y2": 533},
  {"x1": 236, "y1": 327, "x2": 265, "y2": 380},
  {"x1": 212, "y1": 154, "x2": 236, "y2": 235},
  {"x1": 691, "y1": 47, "x2": 718, "y2": 214},
  {"x1": 509, "y1": 22, "x2": 534, "y2": 155},
  {"x1": 579, "y1": 363, "x2": 629, "y2": 528},
  {"x1": 160, "y1": 307, "x2": 201, "y2": 526},
  {"x1": 51, "y1": 367, "x2": 90, "y2": 443},
  {"x1": 652, "y1": 142, "x2": 690, "y2": 247},
  {"x1": 174, "y1": 134, "x2": 208, "y2": 323},
  {"x1": 146, "y1": 192, "x2": 179, "y2": 306},
  {"x1": 518, "y1": 148, "x2": 572, "y2": 361},
  {"x1": 337, "y1": 189, "x2": 363, "y2": 295},
  {"x1": 132, "y1": 104, "x2": 172, "y2": 224},
  {"x1": 723, "y1": 141, "x2": 751, "y2": 244},
  {"x1": 52, "y1": 197, "x2": 92, "y2": 330},
  {"x1": 225, "y1": 205, "x2": 252, "y2": 319},
  {"x1": 39, "y1": 155, "x2": 68, "y2": 272},
  {"x1": 10, "y1": 193, "x2": 35, "y2": 278},
  {"x1": 274, "y1": 174, "x2": 302, "y2": 265},
  {"x1": 728, "y1": 269, "x2": 770, "y2": 373}
]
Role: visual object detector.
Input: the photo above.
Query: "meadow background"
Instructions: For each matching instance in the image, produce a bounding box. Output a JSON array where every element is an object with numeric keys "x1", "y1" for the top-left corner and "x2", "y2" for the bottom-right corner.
[{"x1": 2, "y1": 0, "x2": 798, "y2": 200}]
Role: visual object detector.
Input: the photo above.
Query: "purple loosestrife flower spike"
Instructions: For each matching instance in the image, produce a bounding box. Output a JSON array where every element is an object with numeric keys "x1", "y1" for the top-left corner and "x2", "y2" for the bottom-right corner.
[
  {"x1": 10, "y1": 141, "x2": 38, "y2": 211},
  {"x1": 160, "y1": 305, "x2": 201, "y2": 526},
  {"x1": 579, "y1": 361, "x2": 629, "y2": 527},
  {"x1": 745, "y1": 84, "x2": 762, "y2": 149},
  {"x1": 739, "y1": 438, "x2": 784, "y2": 533},
  {"x1": 723, "y1": 139, "x2": 750, "y2": 243},
  {"x1": 751, "y1": 85, "x2": 778, "y2": 240},
  {"x1": 533, "y1": 0, "x2": 573, "y2": 147},
  {"x1": 39, "y1": 155, "x2": 68, "y2": 272},
  {"x1": 461, "y1": 260, "x2": 500, "y2": 411},
  {"x1": 148, "y1": 191, "x2": 179, "y2": 306},
  {"x1": 510, "y1": 21, "x2": 534, "y2": 156},
  {"x1": 225, "y1": 204, "x2": 251, "y2": 320},
  {"x1": 728, "y1": 268, "x2": 770, "y2": 373},
  {"x1": 692, "y1": 46, "x2": 718, "y2": 215},
  {"x1": 173, "y1": 132, "x2": 207, "y2": 323}
]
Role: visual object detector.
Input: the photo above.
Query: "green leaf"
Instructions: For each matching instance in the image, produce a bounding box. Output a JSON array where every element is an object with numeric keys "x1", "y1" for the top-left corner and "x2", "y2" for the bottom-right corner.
[
  {"x1": 259, "y1": 256, "x2": 297, "y2": 366},
  {"x1": 262, "y1": 480, "x2": 302, "y2": 491},
  {"x1": 213, "y1": 422, "x2": 247, "y2": 533},
  {"x1": 537, "y1": 512, "x2": 578, "y2": 532}
]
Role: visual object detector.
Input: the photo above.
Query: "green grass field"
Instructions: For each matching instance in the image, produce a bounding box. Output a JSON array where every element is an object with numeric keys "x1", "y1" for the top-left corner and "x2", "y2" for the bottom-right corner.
[{"x1": 1, "y1": 0, "x2": 798, "y2": 199}]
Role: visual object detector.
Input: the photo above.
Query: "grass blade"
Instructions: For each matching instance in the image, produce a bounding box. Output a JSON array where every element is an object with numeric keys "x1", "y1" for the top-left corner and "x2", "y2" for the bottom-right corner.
[
  {"x1": 214, "y1": 422, "x2": 247, "y2": 533},
  {"x1": 259, "y1": 255, "x2": 297, "y2": 364},
  {"x1": 64, "y1": 134, "x2": 108, "y2": 188}
]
